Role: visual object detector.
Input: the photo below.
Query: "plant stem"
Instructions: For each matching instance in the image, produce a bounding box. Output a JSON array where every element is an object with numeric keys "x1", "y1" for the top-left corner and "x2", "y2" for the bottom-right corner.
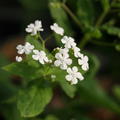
[
  {"x1": 79, "y1": 1, "x2": 113, "y2": 48},
  {"x1": 79, "y1": 33, "x2": 91, "y2": 49},
  {"x1": 61, "y1": 3, "x2": 83, "y2": 29},
  {"x1": 95, "y1": 10, "x2": 108, "y2": 27},
  {"x1": 38, "y1": 34, "x2": 45, "y2": 50}
]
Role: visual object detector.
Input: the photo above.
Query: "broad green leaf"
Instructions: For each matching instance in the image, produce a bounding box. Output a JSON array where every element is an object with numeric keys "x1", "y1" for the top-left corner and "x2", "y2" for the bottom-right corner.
[
  {"x1": 76, "y1": 0, "x2": 95, "y2": 28},
  {"x1": 102, "y1": 25, "x2": 120, "y2": 37},
  {"x1": 49, "y1": 0, "x2": 74, "y2": 45},
  {"x1": 0, "y1": 55, "x2": 17, "y2": 102},
  {"x1": 17, "y1": 85, "x2": 53, "y2": 117},
  {"x1": 77, "y1": 52, "x2": 120, "y2": 113},
  {"x1": 3, "y1": 61, "x2": 43, "y2": 80},
  {"x1": 101, "y1": 0, "x2": 110, "y2": 11}
]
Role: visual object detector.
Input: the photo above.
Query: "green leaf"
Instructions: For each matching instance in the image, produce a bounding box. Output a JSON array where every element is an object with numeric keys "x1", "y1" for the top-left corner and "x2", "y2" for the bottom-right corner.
[
  {"x1": 102, "y1": 25, "x2": 120, "y2": 37},
  {"x1": 3, "y1": 61, "x2": 43, "y2": 80},
  {"x1": 53, "y1": 68, "x2": 76, "y2": 98},
  {"x1": 49, "y1": 0, "x2": 74, "y2": 45},
  {"x1": 17, "y1": 85, "x2": 53, "y2": 117},
  {"x1": 83, "y1": 52, "x2": 100, "y2": 79},
  {"x1": 101, "y1": 0, "x2": 110, "y2": 11},
  {"x1": 76, "y1": 0, "x2": 95, "y2": 27},
  {"x1": 26, "y1": 35, "x2": 43, "y2": 50},
  {"x1": 0, "y1": 55, "x2": 17, "y2": 102},
  {"x1": 77, "y1": 52, "x2": 120, "y2": 113}
]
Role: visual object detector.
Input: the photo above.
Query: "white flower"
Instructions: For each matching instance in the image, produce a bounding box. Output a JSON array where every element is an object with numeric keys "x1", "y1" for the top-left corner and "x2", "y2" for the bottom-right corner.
[
  {"x1": 54, "y1": 49, "x2": 72, "y2": 70},
  {"x1": 73, "y1": 46, "x2": 83, "y2": 58},
  {"x1": 16, "y1": 42, "x2": 34, "y2": 55},
  {"x1": 61, "y1": 36, "x2": 76, "y2": 49},
  {"x1": 16, "y1": 56, "x2": 22, "y2": 62},
  {"x1": 32, "y1": 50, "x2": 49, "y2": 64},
  {"x1": 51, "y1": 75, "x2": 56, "y2": 79},
  {"x1": 78, "y1": 56, "x2": 89, "y2": 71},
  {"x1": 25, "y1": 20, "x2": 43, "y2": 35},
  {"x1": 65, "y1": 66, "x2": 84, "y2": 85},
  {"x1": 50, "y1": 23, "x2": 64, "y2": 36}
]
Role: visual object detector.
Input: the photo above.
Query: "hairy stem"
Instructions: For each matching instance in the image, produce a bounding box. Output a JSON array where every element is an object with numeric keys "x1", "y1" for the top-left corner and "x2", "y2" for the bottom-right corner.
[
  {"x1": 61, "y1": 3, "x2": 83, "y2": 29},
  {"x1": 38, "y1": 34, "x2": 45, "y2": 50}
]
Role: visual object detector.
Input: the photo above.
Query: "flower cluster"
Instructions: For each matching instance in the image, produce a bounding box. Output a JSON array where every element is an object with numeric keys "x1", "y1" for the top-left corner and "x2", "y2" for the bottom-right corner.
[
  {"x1": 16, "y1": 42, "x2": 34, "y2": 62},
  {"x1": 53, "y1": 31, "x2": 89, "y2": 84},
  {"x1": 15, "y1": 20, "x2": 89, "y2": 85}
]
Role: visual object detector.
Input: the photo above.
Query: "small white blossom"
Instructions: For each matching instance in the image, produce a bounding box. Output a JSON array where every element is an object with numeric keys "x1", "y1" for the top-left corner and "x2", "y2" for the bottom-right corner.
[
  {"x1": 73, "y1": 46, "x2": 83, "y2": 58},
  {"x1": 16, "y1": 42, "x2": 34, "y2": 55},
  {"x1": 61, "y1": 36, "x2": 76, "y2": 49},
  {"x1": 26, "y1": 20, "x2": 43, "y2": 35},
  {"x1": 16, "y1": 56, "x2": 22, "y2": 62},
  {"x1": 65, "y1": 66, "x2": 84, "y2": 85},
  {"x1": 50, "y1": 23, "x2": 64, "y2": 36},
  {"x1": 78, "y1": 56, "x2": 89, "y2": 71},
  {"x1": 54, "y1": 49, "x2": 72, "y2": 70},
  {"x1": 51, "y1": 75, "x2": 56, "y2": 79},
  {"x1": 32, "y1": 50, "x2": 49, "y2": 64}
]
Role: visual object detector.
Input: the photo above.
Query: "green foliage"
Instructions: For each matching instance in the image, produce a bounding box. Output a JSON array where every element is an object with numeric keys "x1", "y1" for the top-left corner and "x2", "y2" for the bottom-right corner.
[
  {"x1": 113, "y1": 86, "x2": 120, "y2": 100},
  {"x1": 116, "y1": 44, "x2": 120, "y2": 51},
  {"x1": 78, "y1": 52, "x2": 120, "y2": 113},
  {"x1": 19, "y1": 0, "x2": 48, "y2": 11},
  {"x1": 101, "y1": 0, "x2": 110, "y2": 11},
  {"x1": 0, "y1": 55, "x2": 17, "y2": 103},
  {"x1": 2, "y1": 104, "x2": 26, "y2": 120},
  {"x1": 3, "y1": 61, "x2": 43, "y2": 80},
  {"x1": 102, "y1": 24, "x2": 120, "y2": 37},
  {"x1": 1, "y1": 0, "x2": 120, "y2": 119},
  {"x1": 45, "y1": 115, "x2": 59, "y2": 120},
  {"x1": 26, "y1": 35, "x2": 43, "y2": 50},
  {"x1": 49, "y1": 0, "x2": 74, "y2": 44},
  {"x1": 76, "y1": 0, "x2": 95, "y2": 27},
  {"x1": 54, "y1": 68, "x2": 76, "y2": 98},
  {"x1": 17, "y1": 85, "x2": 53, "y2": 117}
]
